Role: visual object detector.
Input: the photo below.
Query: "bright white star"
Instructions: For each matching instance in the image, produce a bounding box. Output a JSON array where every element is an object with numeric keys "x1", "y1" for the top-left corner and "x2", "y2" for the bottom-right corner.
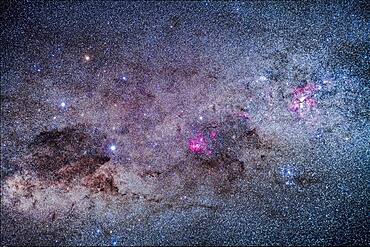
[{"x1": 110, "y1": 145, "x2": 117, "y2": 151}]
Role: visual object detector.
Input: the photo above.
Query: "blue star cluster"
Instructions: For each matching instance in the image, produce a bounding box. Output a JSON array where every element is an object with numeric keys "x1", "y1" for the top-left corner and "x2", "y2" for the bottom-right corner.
[{"x1": 1, "y1": 1, "x2": 369, "y2": 246}]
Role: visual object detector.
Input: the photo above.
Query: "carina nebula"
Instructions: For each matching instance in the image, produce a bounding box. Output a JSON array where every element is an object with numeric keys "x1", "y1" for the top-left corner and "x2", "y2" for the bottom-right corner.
[{"x1": 1, "y1": 1, "x2": 369, "y2": 246}]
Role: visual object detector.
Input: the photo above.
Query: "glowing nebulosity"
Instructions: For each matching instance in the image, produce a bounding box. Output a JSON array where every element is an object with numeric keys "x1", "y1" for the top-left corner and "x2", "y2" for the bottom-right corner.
[
  {"x1": 236, "y1": 111, "x2": 251, "y2": 120},
  {"x1": 188, "y1": 124, "x2": 223, "y2": 155},
  {"x1": 1, "y1": 1, "x2": 369, "y2": 246},
  {"x1": 289, "y1": 83, "x2": 320, "y2": 117},
  {"x1": 188, "y1": 133, "x2": 211, "y2": 155},
  {"x1": 210, "y1": 130, "x2": 217, "y2": 140}
]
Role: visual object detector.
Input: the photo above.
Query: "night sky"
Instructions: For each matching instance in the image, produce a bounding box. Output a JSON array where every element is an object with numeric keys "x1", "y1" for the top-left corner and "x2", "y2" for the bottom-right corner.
[{"x1": 1, "y1": 1, "x2": 369, "y2": 246}]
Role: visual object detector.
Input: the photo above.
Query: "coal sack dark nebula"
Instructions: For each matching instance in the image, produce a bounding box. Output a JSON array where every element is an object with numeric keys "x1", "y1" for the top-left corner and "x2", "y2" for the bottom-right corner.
[{"x1": 1, "y1": 1, "x2": 369, "y2": 246}]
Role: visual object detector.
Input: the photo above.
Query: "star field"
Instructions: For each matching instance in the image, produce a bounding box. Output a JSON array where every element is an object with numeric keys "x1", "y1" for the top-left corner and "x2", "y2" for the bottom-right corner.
[{"x1": 1, "y1": 1, "x2": 369, "y2": 246}]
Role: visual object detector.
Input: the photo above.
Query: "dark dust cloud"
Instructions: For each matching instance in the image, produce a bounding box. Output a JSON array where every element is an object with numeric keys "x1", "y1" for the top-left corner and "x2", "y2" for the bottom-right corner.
[{"x1": 1, "y1": 1, "x2": 369, "y2": 246}]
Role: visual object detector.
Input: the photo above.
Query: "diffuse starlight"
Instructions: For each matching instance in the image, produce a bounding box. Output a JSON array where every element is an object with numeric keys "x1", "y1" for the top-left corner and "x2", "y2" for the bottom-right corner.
[{"x1": 1, "y1": 1, "x2": 369, "y2": 246}]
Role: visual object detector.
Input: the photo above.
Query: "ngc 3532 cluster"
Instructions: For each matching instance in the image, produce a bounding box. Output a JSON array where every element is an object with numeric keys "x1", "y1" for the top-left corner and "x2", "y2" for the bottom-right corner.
[{"x1": 1, "y1": 1, "x2": 369, "y2": 246}]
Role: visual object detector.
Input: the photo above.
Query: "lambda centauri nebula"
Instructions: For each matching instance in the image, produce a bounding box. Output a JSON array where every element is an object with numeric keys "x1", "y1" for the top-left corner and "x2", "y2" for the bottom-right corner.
[{"x1": 1, "y1": 1, "x2": 369, "y2": 246}]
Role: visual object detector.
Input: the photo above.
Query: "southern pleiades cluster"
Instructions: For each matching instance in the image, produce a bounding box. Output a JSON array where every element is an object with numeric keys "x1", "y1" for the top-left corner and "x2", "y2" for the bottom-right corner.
[{"x1": 1, "y1": 1, "x2": 369, "y2": 246}]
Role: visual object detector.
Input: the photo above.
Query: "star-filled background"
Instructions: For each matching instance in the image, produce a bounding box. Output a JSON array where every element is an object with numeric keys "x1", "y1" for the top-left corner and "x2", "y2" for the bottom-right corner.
[{"x1": 1, "y1": 0, "x2": 369, "y2": 246}]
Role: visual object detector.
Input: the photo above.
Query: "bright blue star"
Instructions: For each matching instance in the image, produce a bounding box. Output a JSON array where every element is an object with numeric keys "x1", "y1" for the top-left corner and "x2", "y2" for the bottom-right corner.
[{"x1": 110, "y1": 145, "x2": 117, "y2": 151}]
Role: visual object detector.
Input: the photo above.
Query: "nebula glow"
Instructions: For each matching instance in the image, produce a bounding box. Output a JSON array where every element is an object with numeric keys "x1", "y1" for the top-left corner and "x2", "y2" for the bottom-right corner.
[{"x1": 1, "y1": 1, "x2": 369, "y2": 246}]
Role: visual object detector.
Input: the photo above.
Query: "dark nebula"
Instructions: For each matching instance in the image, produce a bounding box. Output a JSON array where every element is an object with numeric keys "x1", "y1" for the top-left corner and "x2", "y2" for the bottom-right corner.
[
  {"x1": 1, "y1": 1, "x2": 369, "y2": 246},
  {"x1": 27, "y1": 125, "x2": 110, "y2": 181}
]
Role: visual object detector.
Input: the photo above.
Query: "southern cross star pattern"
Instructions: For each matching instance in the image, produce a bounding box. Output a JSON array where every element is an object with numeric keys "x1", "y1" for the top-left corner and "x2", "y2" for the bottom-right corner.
[{"x1": 1, "y1": 1, "x2": 369, "y2": 246}]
